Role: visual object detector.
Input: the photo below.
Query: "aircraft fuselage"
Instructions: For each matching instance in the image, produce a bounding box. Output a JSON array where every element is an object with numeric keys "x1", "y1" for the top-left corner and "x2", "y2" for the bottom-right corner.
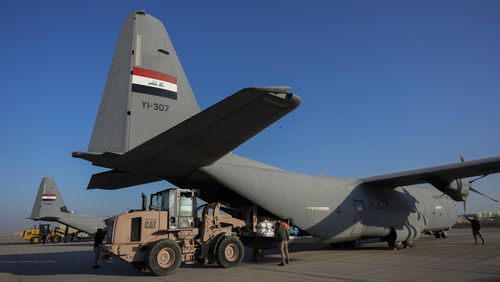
[{"x1": 200, "y1": 154, "x2": 457, "y2": 243}]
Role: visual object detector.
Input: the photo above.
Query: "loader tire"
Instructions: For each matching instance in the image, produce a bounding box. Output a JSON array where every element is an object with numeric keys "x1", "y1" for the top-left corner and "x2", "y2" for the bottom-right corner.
[
  {"x1": 215, "y1": 236, "x2": 244, "y2": 268},
  {"x1": 146, "y1": 239, "x2": 181, "y2": 276},
  {"x1": 30, "y1": 236, "x2": 41, "y2": 244}
]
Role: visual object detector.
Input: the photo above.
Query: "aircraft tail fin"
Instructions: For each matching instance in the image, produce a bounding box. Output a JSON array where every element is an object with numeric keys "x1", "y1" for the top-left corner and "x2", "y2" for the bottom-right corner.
[
  {"x1": 89, "y1": 10, "x2": 200, "y2": 154},
  {"x1": 29, "y1": 177, "x2": 70, "y2": 221},
  {"x1": 74, "y1": 86, "x2": 301, "y2": 189}
]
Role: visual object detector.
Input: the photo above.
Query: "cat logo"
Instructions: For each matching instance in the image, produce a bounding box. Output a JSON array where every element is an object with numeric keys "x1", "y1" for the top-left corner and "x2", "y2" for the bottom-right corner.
[{"x1": 145, "y1": 219, "x2": 157, "y2": 229}]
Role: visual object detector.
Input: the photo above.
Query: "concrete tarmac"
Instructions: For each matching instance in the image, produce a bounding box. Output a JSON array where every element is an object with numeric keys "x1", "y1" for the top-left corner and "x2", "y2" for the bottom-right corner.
[{"x1": 1, "y1": 228, "x2": 499, "y2": 282}]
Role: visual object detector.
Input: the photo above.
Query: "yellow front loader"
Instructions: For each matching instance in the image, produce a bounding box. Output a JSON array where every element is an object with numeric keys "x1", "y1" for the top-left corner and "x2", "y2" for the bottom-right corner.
[{"x1": 22, "y1": 224, "x2": 64, "y2": 244}]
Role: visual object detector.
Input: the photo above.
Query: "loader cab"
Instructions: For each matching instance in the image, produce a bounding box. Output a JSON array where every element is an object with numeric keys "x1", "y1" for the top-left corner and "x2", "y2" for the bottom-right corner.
[{"x1": 149, "y1": 189, "x2": 197, "y2": 229}]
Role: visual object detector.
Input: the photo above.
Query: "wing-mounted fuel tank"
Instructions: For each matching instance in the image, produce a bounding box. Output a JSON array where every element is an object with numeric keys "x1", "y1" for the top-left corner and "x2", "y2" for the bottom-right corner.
[{"x1": 440, "y1": 179, "x2": 470, "y2": 201}]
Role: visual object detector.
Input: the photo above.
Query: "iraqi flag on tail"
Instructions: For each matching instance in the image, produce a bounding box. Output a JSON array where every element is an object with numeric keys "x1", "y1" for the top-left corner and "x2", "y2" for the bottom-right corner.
[
  {"x1": 41, "y1": 194, "x2": 56, "y2": 201},
  {"x1": 131, "y1": 66, "x2": 178, "y2": 100}
]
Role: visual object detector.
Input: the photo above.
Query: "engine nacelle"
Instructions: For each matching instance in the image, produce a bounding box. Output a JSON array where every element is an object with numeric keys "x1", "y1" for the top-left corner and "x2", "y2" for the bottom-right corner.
[{"x1": 442, "y1": 179, "x2": 470, "y2": 201}]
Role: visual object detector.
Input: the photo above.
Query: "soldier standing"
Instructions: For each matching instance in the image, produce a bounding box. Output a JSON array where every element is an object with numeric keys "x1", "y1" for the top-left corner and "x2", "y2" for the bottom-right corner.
[
  {"x1": 275, "y1": 220, "x2": 290, "y2": 266},
  {"x1": 464, "y1": 215, "x2": 485, "y2": 245},
  {"x1": 92, "y1": 228, "x2": 106, "y2": 269}
]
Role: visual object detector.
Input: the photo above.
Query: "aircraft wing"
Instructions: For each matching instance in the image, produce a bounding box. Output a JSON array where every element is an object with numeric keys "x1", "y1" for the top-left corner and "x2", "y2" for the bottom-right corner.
[
  {"x1": 74, "y1": 87, "x2": 301, "y2": 189},
  {"x1": 87, "y1": 169, "x2": 163, "y2": 190},
  {"x1": 360, "y1": 156, "x2": 500, "y2": 189}
]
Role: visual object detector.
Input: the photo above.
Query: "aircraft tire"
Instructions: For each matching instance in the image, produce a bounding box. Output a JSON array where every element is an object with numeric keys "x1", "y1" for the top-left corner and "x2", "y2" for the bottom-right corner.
[
  {"x1": 146, "y1": 239, "x2": 181, "y2": 276},
  {"x1": 441, "y1": 231, "x2": 448, "y2": 238},
  {"x1": 404, "y1": 240, "x2": 414, "y2": 248},
  {"x1": 434, "y1": 232, "x2": 442, "y2": 239},
  {"x1": 386, "y1": 228, "x2": 399, "y2": 249},
  {"x1": 215, "y1": 236, "x2": 244, "y2": 268},
  {"x1": 393, "y1": 241, "x2": 404, "y2": 250},
  {"x1": 30, "y1": 236, "x2": 41, "y2": 244}
]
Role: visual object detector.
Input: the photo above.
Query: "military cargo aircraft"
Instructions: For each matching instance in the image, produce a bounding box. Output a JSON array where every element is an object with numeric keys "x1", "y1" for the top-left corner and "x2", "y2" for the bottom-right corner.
[
  {"x1": 73, "y1": 11, "x2": 500, "y2": 249},
  {"x1": 29, "y1": 177, "x2": 106, "y2": 235}
]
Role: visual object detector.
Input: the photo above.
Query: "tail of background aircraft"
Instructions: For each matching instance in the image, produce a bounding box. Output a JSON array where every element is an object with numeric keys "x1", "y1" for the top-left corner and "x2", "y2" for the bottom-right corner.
[
  {"x1": 29, "y1": 177, "x2": 70, "y2": 221},
  {"x1": 89, "y1": 10, "x2": 201, "y2": 154}
]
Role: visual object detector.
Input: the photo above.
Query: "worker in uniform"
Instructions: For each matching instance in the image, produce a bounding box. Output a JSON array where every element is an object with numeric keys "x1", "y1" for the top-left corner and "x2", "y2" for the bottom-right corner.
[
  {"x1": 92, "y1": 228, "x2": 106, "y2": 269},
  {"x1": 464, "y1": 215, "x2": 485, "y2": 245},
  {"x1": 40, "y1": 225, "x2": 48, "y2": 244},
  {"x1": 275, "y1": 220, "x2": 290, "y2": 266}
]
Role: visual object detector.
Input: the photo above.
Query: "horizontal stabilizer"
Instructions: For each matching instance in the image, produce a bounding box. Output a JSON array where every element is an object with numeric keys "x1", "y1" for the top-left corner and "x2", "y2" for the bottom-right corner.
[
  {"x1": 74, "y1": 87, "x2": 301, "y2": 187},
  {"x1": 87, "y1": 169, "x2": 163, "y2": 190},
  {"x1": 56, "y1": 216, "x2": 106, "y2": 235},
  {"x1": 361, "y1": 156, "x2": 500, "y2": 189}
]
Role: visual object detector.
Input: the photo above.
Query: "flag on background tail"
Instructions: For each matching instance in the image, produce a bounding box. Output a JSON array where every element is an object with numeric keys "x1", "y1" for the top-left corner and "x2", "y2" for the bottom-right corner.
[
  {"x1": 131, "y1": 66, "x2": 178, "y2": 100},
  {"x1": 41, "y1": 194, "x2": 56, "y2": 201}
]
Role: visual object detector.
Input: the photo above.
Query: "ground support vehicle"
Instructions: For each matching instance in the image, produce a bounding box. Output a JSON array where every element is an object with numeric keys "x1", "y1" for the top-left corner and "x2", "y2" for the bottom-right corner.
[
  {"x1": 104, "y1": 189, "x2": 247, "y2": 276},
  {"x1": 22, "y1": 224, "x2": 64, "y2": 244}
]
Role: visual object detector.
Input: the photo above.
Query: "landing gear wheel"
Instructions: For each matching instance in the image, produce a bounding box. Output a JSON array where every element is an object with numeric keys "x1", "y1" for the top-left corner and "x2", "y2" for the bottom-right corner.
[
  {"x1": 393, "y1": 241, "x2": 404, "y2": 250},
  {"x1": 146, "y1": 239, "x2": 181, "y2": 276},
  {"x1": 216, "y1": 236, "x2": 244, "y2": 268},
  {"x1": 131, "y1": 261, "x2": 148, "y2": 271},
  {"x1": 403, "y1": 240, "x2": 414, "y2": 248},
  {"x1": 441, "y1": 231, "x2": 448, "y2": 238},
  {"x1": 30, "y1": 236, "x2": 41, "y2": 244}
]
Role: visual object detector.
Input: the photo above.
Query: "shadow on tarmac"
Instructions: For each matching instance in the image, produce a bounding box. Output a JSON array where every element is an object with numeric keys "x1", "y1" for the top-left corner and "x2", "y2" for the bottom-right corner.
[
  {"x1": 0, "y1": 241, "x2": 395, "y2": 276},
  {"x1": 0, "y1": 241, "x2": 30, "y2": 246},
  {"x1": 0, "y1": 250, "x2": 150, "y2": 277}
]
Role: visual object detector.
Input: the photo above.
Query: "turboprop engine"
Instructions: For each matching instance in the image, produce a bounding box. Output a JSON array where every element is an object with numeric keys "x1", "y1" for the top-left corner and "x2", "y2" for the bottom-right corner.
[{"x1": 442, "y1": 179, "x2": 470, "y2": 201}]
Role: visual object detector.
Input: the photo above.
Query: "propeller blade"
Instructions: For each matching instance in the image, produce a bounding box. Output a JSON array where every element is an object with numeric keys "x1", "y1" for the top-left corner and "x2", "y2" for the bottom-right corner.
[
  {"x1": 470, "y1": 187, "x2": 499, "y2": 202},
  {"x1": 469, "y1": 174, "x2": 489, "y2": 184}
]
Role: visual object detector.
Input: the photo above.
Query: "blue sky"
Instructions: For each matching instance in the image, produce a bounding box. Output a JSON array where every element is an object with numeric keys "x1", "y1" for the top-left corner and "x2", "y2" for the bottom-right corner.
[{"x1": 1, "y1": 1, "x2": 499, "y2": 234}]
